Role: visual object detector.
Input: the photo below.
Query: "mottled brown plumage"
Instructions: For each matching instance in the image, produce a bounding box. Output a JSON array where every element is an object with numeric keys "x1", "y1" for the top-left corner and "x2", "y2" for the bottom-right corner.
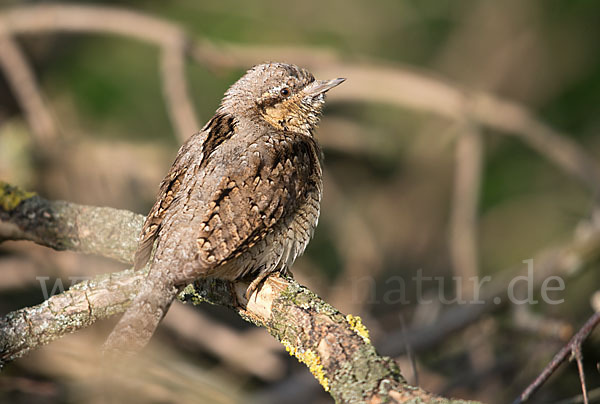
[{"x1": 103, "y1": 63, "x2": 344, "y2": 353}]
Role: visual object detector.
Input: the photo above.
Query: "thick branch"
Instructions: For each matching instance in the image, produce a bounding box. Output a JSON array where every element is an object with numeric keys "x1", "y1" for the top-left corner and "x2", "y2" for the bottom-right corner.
[
  {"x1": 184, "y1": 277, "x2": 477, "y2": 403},
  {"x1": 0, "y1": 267, "x2": 145, "y2": 364},
  {"x1": 0, "y1": 181, "x2": 143, "y2": 264}
]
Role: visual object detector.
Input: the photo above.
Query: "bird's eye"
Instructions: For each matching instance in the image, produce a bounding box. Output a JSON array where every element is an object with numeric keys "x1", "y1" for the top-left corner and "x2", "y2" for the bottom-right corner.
[{"x1": 280, "y1": 88, "x2": 290, "y2": 97}]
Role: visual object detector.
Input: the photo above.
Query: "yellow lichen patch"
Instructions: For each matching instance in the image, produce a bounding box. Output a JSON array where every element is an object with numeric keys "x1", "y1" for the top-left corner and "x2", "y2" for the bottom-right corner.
[
  {"x1": 281, "y1": 339, "x2": 329, "y2": 392},
  {"x1": 0, "y1": 181, "x2": 35, "y2": 211},
  {"x1": 178, "y1": 284, "x2": 204, "y2": 305},
  {"x1": 346, "y1": 314, "x2": 371, "y2": 344}
]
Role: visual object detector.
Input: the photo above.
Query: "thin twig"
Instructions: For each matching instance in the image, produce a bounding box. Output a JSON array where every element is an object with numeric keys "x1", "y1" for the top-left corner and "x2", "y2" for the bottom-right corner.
[
  {"x1": 399, "y1": 313, "x2": 418, "y2": 386},
  {"x1": 513, "y1": 311, "x2": 600, "y2": 404},
  {"x1": 574, "y1": 348, "x2": 589, "y2": 404}
]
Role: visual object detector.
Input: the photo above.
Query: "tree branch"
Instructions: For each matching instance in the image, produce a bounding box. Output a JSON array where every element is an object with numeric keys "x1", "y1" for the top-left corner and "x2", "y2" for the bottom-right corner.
[
  {"x1": 0, "y1": 267, "x2": 145, "y2": 364},
  {"x1": 513, "y1": 311, "x2": 600, "y2": 404},
  {"x1": 0, "y1": 20, "x2": 58, "y2": 147},
  {"x1": 0, "y1": 182, "x2": 143, "y2": 264}
]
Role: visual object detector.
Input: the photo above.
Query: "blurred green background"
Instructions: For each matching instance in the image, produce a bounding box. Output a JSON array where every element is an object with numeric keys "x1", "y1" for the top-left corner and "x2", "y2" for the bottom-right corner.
[{"x1": 1, "y1": 1, "x2": 600, "y2": 403}]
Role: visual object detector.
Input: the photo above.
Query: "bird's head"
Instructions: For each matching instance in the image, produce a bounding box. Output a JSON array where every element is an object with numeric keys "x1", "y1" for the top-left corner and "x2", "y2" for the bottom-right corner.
[{"x1": 219, "y1": 62, "x2": 344, "y2": 136}]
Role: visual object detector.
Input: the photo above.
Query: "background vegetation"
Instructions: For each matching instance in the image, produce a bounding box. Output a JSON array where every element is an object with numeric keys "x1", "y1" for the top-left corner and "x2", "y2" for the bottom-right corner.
[{"x1": 1, "y1": 0, "x2": 599, "y2": 403}]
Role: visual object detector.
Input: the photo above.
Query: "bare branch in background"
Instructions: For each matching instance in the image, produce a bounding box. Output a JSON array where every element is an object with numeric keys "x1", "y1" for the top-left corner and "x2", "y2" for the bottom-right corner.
[
  {"x1": 0, "y1": 4, "x2": 183, "y2": 47},
  {"x1": 0, "y1": 3, "x2": 200, "y2": 143},
  {"x1": 161, "y1": 303, "x2": 285, "y2": 381},
  {"x1": 315, "y1": 64, "x2": 600, "y2": 195},
  {"x1": 446, "y1": 120, "x2": 499, "y2": 391},
  {"x1": 160, "y1": 41, "x2": 200, "y2": 142},
  {"x1": 324, "y1": 173, "x2": 385, "y2": 313},
  {"x1": 449, "y1": 121, "x2": 483, "y2": 294},
  {"x1": 0, "y1": 21, "x2": 58, "y2": 146}
]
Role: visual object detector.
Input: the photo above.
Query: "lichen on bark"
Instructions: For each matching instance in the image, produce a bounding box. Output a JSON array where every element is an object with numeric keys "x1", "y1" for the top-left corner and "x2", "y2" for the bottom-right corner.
[{"x1": 0, "y1": 181, "x2": 36, "y2": 211}]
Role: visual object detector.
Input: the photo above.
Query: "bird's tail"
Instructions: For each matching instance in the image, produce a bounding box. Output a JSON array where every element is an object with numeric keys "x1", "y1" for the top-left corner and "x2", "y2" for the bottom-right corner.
[{"x1": 102, "y1": 266, "x2": 179, "y2": 354}]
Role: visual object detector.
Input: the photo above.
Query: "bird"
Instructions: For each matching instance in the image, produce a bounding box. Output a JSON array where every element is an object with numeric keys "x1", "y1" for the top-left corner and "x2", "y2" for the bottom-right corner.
[{"x1": 103, "y1": 62, "x2": 344, "y2": 353}]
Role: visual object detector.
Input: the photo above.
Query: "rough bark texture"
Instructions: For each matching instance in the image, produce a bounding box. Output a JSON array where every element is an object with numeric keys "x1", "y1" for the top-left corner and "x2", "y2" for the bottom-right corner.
[
  {"x1": 0, "y1": 181, "x2": 480, "y2": 403},
  {"x1": 0, "y1": 268, "x2": 146, "y2": 363},
  {"x1": 181, "y1": 278, "x2": 478, "y2": 403},
  {"x1": 0, "y1": 182, "x2": 142, "y2": 263}
]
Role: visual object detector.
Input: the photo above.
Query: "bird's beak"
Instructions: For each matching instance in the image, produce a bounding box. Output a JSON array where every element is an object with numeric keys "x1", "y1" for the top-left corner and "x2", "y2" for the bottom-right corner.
[{"x1": 304, "y1": 78, "x2": 346, "y2": 95}]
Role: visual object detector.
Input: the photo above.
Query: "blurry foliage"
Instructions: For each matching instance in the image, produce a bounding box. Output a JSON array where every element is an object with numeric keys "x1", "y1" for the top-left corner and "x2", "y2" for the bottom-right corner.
[{"x1": 46, "y1": 36, "x2": 172, "y2": 141}]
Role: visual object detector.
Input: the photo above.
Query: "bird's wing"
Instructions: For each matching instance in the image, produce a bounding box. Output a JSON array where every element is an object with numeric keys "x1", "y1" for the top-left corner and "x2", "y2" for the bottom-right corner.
[
  {"x1": 133, "y1": 113, "x2": 236, "y2": 270},
  {"x1": 195, "y1": 131, "x2": 320, "y2": 269},
  {"x1": 133, "y1": 140, "x2": 194, "y2": 270}
]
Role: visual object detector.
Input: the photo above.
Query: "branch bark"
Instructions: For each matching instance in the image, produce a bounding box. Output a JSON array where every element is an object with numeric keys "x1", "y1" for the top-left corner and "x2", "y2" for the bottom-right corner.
[{"x1": 0, "y1": 181, "x2": 479, "y2": 403}]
